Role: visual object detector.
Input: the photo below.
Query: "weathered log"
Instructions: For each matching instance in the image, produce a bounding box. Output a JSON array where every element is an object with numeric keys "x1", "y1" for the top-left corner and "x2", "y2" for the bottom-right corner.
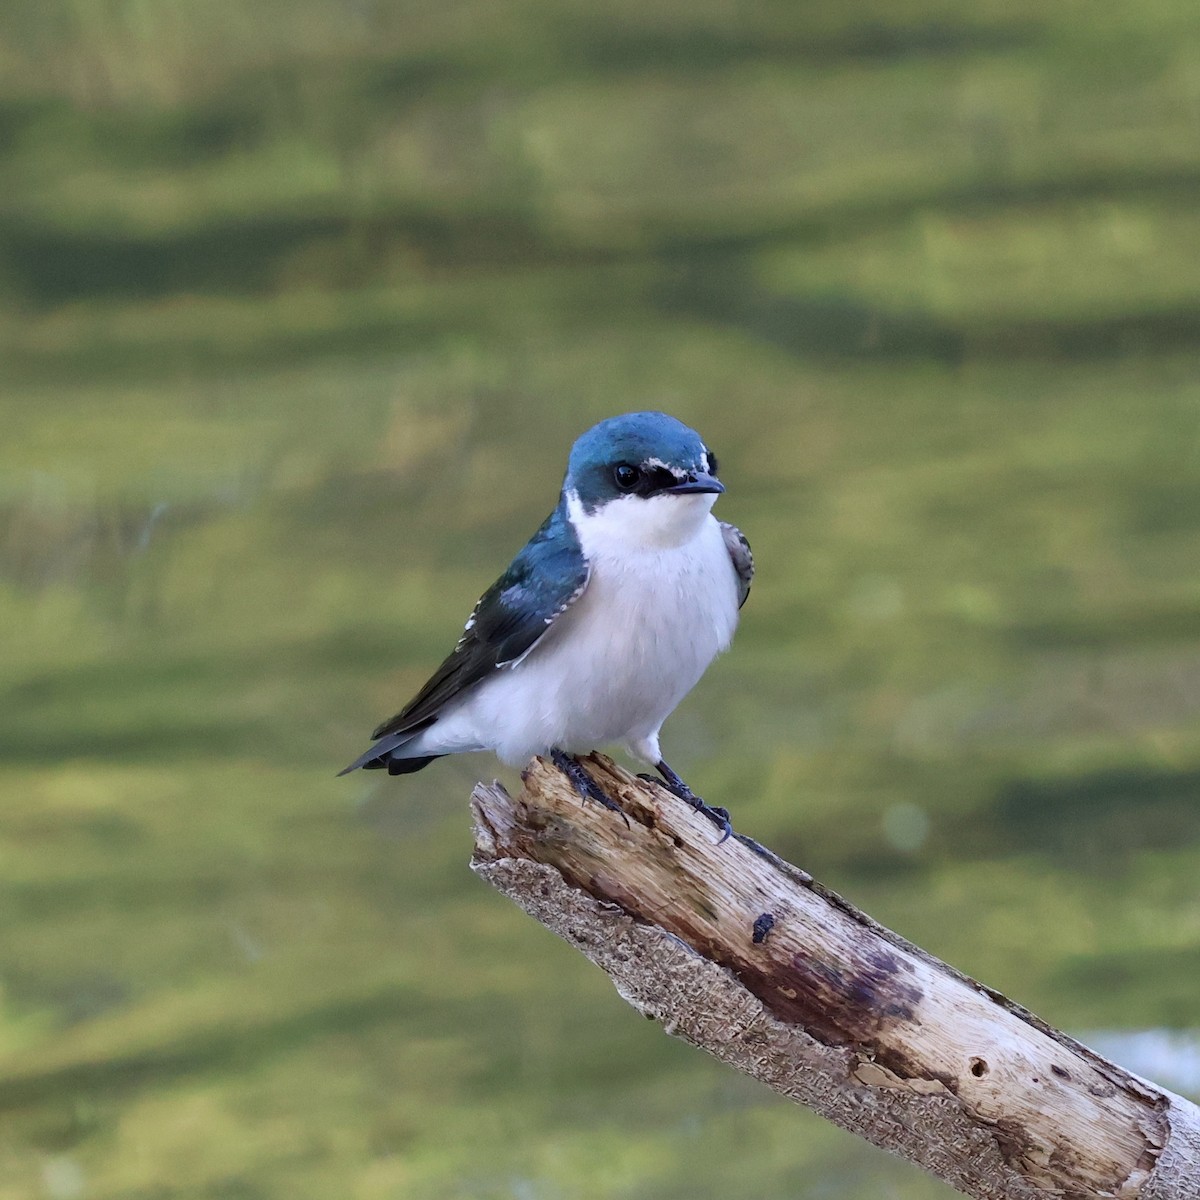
[{"x1": 470, "y1": 753, "x2": 1200, "y2": 1200}]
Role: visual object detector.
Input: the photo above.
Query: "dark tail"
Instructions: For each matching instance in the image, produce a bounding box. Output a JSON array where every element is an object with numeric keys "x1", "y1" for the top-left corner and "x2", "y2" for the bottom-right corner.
[
  {"x1": 337, "y1": 731, "x2": 441, "y2": 778},
  {"x1": 364, "y1": 753, "x2": 443, "y2": 776}
]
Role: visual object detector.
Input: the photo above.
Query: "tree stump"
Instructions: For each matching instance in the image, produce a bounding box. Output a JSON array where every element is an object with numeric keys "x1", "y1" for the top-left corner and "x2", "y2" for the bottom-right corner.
[{"x1": 470, "y1": 753, "x2": 1200, "y2": 1200}]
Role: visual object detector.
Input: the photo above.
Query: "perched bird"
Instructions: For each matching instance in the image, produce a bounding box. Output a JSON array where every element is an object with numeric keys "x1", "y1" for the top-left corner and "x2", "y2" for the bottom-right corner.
[{"x1": 339, "y1": 411, "x2": 753, "y2": 834}]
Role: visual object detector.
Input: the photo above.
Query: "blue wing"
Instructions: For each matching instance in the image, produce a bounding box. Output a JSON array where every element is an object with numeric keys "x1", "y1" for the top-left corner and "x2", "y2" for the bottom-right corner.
[{"x1": 339, "y1": 505, "x2": 589, "y2": 774}]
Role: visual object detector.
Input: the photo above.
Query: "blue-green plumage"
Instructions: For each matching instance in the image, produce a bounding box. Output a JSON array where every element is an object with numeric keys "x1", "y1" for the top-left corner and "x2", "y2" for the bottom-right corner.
[
  {"x1": 337, "y1": 505, "x2": 588, "y2": 776},
  {"x1": 567, "y1": 412, "x2": 720, "y2": 513},
  {"x1": 339, "y1": 411, "x2": 752, "y2": 836}
]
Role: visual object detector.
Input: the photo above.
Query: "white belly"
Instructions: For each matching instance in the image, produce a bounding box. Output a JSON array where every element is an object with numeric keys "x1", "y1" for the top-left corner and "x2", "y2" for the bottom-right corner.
[{"x1": 422, "y1": 510, "x2": 740, "y2": 766}]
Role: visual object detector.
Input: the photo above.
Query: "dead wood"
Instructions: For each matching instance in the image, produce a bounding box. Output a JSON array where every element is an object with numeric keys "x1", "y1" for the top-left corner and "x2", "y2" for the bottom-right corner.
[{"x1": 470, "y1": 754, "x2": 1200, "y2": 1200}]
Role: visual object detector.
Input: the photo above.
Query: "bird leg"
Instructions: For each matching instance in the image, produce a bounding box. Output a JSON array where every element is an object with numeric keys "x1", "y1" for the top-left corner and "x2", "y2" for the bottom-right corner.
[
  {"x1": 550, "y1": 750, "x2": 630, "y2": 828},
  {"x1": 645, "y1": 759, "x2": 733, "y2": 843}
]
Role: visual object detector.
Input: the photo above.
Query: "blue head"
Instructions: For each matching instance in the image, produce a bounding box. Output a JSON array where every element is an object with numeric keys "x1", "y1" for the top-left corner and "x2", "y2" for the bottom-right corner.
[
  {"x1": 563, "y1": 412, "x2": 724, "y2": 546},
  {"x1": 565, "y1": 412, "x2": 722, "y2": 511}
]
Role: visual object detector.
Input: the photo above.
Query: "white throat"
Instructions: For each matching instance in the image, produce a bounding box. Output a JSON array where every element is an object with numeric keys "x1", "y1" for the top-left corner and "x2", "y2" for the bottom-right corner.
[{"x1": 565, "y1": 488, "x2": 717, "y2": 552}]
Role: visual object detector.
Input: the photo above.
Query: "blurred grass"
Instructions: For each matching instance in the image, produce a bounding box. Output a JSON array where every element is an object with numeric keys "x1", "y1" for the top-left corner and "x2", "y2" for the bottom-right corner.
[{"x1": 2, "y1": 0, "x2": 1200, "y2": 1197}]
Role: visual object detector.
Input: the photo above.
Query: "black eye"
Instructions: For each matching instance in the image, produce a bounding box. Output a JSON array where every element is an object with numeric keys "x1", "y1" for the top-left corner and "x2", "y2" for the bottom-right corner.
[
  {"x1": 707, "y1": 450, "x2": 719, "y2": 476},
  {"x1": 613, "y1": 463, "x2": 641, "y2": 491}
]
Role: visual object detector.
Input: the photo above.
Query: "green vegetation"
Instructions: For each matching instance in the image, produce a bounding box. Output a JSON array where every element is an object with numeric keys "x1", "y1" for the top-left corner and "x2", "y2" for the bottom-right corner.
[{"x1": 2, "y1": 1, "x2": 1200, "y2": 1196}]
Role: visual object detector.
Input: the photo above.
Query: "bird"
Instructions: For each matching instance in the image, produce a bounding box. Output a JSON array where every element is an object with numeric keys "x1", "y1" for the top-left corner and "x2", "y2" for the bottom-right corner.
[{"x1": 339, "y1": 411, "x2": 753, "y2": 836}]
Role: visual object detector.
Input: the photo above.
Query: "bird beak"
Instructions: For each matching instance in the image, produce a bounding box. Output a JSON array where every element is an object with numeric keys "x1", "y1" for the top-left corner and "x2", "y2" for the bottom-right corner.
[{"x1": 668, "y1": 472, "x2": 725, "y2": 495}]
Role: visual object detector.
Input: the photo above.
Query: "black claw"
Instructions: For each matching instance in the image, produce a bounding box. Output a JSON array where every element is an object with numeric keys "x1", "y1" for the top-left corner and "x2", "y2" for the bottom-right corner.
[
  {"x1": 654, "y1": 760, "x2": 735, "y2": 843},
  {"x1": 551, "y1": 750, "x2": 630, "y2": 828},
  {"x1": 708, "y1": 809, "x2": 735, "y2": 844}
]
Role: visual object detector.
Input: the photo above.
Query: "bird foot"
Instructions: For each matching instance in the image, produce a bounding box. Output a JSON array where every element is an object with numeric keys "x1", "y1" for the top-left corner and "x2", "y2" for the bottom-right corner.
[
  {"x1": 551, "y1": 750, "x2": 630, "y2": 828},
  {"x1": 643, "y1": 761, "x2": 734, "y2": 843}
]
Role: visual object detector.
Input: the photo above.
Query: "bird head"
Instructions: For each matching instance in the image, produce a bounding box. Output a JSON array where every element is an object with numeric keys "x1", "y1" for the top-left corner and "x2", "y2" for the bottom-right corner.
[{"x1": 563, "y1": 412, "x2": 723, "y2": 548}]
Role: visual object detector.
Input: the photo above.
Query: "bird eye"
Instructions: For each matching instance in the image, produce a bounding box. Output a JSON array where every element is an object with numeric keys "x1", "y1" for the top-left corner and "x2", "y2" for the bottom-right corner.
[
  {"x1": 613, "y1": 463, "x2": 641, "y2": 491},
  {"x1": 707, "y1": 450, "x2": 720, "y2": 476}
]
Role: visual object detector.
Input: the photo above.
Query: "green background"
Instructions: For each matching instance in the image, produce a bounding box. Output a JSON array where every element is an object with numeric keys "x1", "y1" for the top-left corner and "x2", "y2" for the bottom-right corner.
[{"x1": 2, "y1": 1, "x2": 1199, "y2": 1196}]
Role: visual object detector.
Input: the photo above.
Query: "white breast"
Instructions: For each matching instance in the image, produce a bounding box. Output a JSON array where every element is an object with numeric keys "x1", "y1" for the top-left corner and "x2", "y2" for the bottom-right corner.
[{"x1": 421, "y1": 490, "x2": 741, "y2": 767}]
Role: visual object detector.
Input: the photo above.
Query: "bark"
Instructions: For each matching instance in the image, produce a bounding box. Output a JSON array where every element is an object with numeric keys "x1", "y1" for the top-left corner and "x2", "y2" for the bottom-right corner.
[{"x1": 469, "y1": 753, "x2": 1200, "y2": 1200}]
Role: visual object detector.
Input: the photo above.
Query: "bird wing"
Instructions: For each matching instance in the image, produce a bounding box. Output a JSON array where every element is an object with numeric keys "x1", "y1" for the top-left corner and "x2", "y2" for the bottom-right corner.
[
  {"x1": 719, "y1": 520, "x2": 754, "y2": 609},
  {"x1": 370, "y1": 505, "x2": 590, "y2": 741}
]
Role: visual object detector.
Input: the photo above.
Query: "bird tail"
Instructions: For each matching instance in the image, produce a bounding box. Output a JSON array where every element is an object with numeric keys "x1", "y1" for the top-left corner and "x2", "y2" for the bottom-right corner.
[
  {"x1": 337, "y1": 731, "x2": 441, "y2": 778},
  {"x1": 368, "y1": 753, "x2": 443, "y2": 776}
]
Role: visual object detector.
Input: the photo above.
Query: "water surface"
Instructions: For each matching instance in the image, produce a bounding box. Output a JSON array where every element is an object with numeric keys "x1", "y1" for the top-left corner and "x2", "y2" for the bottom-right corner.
[{"x1": 2, "y1": 3, "x2": 1200, "y2": 1196}]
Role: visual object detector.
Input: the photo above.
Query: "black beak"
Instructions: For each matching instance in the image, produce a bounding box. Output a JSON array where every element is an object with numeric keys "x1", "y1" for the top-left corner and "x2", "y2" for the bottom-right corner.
[{"x1": 668, "y1": 472, "x2": 724, "y2": 495}]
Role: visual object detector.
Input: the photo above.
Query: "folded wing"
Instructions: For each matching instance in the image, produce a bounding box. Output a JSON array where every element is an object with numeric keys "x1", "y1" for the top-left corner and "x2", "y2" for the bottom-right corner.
[
  {"x1": 339, "y1": 506, "x2": 590, "y2": 774},
  {"x1": 720, "y1": 520, "x2": 754, "y2": 609}
]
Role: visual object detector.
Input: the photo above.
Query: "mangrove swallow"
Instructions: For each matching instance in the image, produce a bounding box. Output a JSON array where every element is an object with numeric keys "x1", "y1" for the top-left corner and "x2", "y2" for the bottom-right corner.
[{"x1": 340, "y1": 411, "x2": 753, "y2": 834}]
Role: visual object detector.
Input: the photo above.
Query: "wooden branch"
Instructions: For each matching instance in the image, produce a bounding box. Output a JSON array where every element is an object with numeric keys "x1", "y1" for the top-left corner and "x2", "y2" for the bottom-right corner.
[{"x1": 470, "y1": 754, "x2": 1200, "y2": 1200}]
